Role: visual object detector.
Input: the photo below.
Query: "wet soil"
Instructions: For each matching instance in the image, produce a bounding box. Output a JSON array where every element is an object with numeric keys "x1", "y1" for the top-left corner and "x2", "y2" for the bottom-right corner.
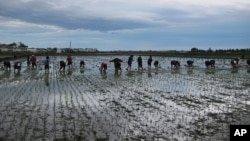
[{"x1": 0, "y1": 56, "x2": 249, "y2": 141}]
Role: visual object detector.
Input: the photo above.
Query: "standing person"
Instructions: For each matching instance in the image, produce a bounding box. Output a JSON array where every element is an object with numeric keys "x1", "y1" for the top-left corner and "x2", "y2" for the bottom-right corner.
[
  {"x1": 67, "y1": 55, "x2": 72, "y2": 69},
  {"x1": 126, "y1": 55, "x2": 133, "y2": 71},
  {"x1": 137, "y1": 55, "x2": 143, "y2": 71},
  {"x1": 30, "y1": 55, "x2": 37, "y2": 69},
  {"x1": 44, "y1": 56, "x2": 50, "y2": 73},
  {"x1": 147, "y1": 55, "x2": 153, "y2": 70},
  {"x1": 27, "y1": 55, "x2": 30, "y2": 67}
]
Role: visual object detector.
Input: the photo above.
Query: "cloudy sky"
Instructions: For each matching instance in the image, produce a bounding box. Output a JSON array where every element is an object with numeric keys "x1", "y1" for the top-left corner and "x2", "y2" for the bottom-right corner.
[{"x1": 0, "y1": 0, "x2": 249, "y2": 51}]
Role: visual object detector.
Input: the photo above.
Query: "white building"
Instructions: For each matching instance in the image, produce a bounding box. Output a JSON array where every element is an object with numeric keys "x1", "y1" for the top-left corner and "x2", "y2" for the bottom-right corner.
[
  {"x1": 27, "y1": 48, "x2": 37, "y2": 53},
  {"x1": 84, "y1": 48, "x2": 98, "y2": 52},
  {"x1": 13, "y1": 48, "x2": 26, "y2": 52},
  {"x1": 37, "y1": 48, "x2": 47, "y2": 52},
  {"x1": 0, "y1": 48, "x2": 9, "y2": 52},
  {"x1": 57, "y1": 48, "x2": 62, "y2": 53}
]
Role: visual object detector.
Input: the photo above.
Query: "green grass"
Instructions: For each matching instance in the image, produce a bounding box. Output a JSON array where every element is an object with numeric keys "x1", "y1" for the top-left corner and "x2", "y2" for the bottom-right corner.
[{"x1": 0, "y1": 55, "x2": 13, "y2": 59}]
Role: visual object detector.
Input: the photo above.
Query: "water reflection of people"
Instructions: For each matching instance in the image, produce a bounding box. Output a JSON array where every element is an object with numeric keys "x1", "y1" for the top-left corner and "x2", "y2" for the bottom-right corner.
[
  {"x1": 187, "y1": 69, "x2": 193, "y2": 75},
  {"x1": 67, "y1": 69, "x2": 73, "y2": 75},
  {"x1": 231, "y1": 68, "x2": 238, "y2": 73},
  {"x1": 44, "y1": 73, "x2": 49, "y2": 86},
  {"x1": 101, "y1": 71, "x2": 107, "y2": 79},
  {"x1": 3, "y1": 70, "x2": 11, "y2": 78},
  {"x1": 205, "y1": 69, "x2": 215, "y2": 75},
  {"x1": 44, "y1": 56, "x2": 50, "y2": 73},
  {"x1": 247, "y1": 69, "x2": 250, "y2": 73},
  {"x1": 80, "y1": 68, "x2": 84, "y2": 73},
  {"x1": 171, "y1": 68, "x2": 180, "y2": 74},
  {"x1": 14, "y1": 71, "x2": 21, "y2": 78},
  {"x1": 148, "y1": 71, "x2": 152, "y2": 78},
  {"x1": 59, "y1": 70, "x2": 66, "y2": 76},
  {"x1": 114, "y1": 71, "x2": 121, "y2": 78},
  {"x1": 125, "y1": 71, "x2": 134, "y2": 77}
]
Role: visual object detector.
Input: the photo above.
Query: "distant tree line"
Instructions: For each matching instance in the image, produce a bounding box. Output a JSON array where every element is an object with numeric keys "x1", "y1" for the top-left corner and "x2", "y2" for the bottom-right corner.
[
  {"x1": 190, "y1": 47, "x2": 250, "y2": 53},
  {"x1": 0, "y1": 42, "x2": 28, "y2": 49},
  {"x1": 1, "y1": 42, "x2": 250, "y2": 54}
]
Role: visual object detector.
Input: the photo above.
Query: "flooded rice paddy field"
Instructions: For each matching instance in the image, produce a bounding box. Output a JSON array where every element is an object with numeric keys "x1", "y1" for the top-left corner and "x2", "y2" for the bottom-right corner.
[{"x1": 0, "y1": 56, "x2": 250, "y2": 141}]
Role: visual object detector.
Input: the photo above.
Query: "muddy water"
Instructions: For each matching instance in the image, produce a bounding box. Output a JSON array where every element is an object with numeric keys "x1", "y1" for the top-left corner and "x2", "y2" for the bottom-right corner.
[{"x1": 0, "y1": 56, "x2": 249, "y2": 141}]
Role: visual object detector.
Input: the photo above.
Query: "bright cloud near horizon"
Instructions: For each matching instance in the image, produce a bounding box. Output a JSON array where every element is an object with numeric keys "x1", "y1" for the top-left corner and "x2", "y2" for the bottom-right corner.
[{"x1": 0, "y1": 0, "x2": 249, "y2": 51}]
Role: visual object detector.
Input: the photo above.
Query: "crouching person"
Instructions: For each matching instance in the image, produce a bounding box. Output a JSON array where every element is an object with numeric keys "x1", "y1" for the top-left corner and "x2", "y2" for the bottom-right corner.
[
  {"x1": 246, "y1": 59, "x2": 250, "y2": 67},
  {"x1": 100, "y1": 62, "x2": 107, "y2": 73},
  {"x1": 154, "y1": 60, "x2": 159, "y2": 70},
  {"x1": 186, "y1": 60, "x2": 194, "y2": 67},
  {"x1": 80, "y1": 60, "x2": 85, "y2": 68},
  {"x1": 205, "y1": 60, "x2": 215, "y2": 68},
  {"x1": 4, "y1": 60, "x2": 11, "y2": 71},
  {"x1": 14, "y1": 62, "x2": 21, "y2": 73},
  {"x1": 231, "y1": 58, "x2": 239, "y2": 68},
  {"x1": 171, "y1": 60, "x2": 180, "y2": 68},
  {"x1": 60, "y1": 61, "x2": 66, "y2": 72}
]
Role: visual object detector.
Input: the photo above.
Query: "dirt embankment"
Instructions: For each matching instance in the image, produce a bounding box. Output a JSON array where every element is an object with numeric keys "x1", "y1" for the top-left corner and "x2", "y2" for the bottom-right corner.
[{"x1": 0, "y1": 55, "x2": 26, "y2": 62}]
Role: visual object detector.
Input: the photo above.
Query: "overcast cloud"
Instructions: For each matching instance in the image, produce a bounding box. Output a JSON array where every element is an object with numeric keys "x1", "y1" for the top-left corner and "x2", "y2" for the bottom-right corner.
[{"x1": 0, "y1": 0, "x2": 249, "y2": 50}]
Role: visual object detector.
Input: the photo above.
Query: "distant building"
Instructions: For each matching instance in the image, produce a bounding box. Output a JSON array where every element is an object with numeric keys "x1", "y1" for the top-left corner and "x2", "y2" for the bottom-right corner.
[
  {"x1": 37, "y1": 48, "x2": 47, "y2": 52},
  {"x1": 13, "y1": 48, "x2": 26, "y2": 52},
  {"x1": 0, "y1": 48, "x2": 9, "y2": 52},
  {"x1": 57, "y1": 48, "x2": 62, "y2": 53},
  {"x1": 27, "y1": 48, "x2": 37, "y2": 53},
  {"x1": 73, "y1": 48, "x2": 80, "y2": 52},
  {"x1": 1, "y1": 47, "x2": 98, "y2": 53},
  {"x1": 84, "y1": 48, "x2": 98, "y2": 52}
]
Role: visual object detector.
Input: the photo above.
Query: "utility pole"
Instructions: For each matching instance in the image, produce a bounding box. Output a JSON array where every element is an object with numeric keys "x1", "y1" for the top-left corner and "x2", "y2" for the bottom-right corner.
[{"x1": 70, "y1": 40, "x2": 71, "y2": 48}]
